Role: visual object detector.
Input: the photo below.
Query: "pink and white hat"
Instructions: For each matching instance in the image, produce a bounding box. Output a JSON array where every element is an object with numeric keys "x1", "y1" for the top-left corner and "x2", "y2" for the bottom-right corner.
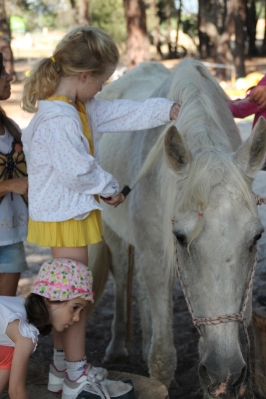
[{"x1": 32, "y1": 258, "x2": 94, "y2": 303}]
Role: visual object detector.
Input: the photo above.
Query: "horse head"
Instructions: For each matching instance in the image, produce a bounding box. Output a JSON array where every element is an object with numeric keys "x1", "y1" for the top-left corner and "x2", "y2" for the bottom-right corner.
[{"x1": 164, "y1": 117, "x2": 266, "y2": 398}]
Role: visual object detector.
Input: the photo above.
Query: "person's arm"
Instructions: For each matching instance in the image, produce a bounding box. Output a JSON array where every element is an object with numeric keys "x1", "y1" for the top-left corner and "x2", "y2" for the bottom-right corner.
[
  {"x1": 0, "y1": 177, "x2": 28, "y2": 198},
  {"x1": 6, "y1": 320, "x2": 35, "y2": 399},
  {"x1": 91, "y1": 97, "x2": 177, "y2": 133},
  {"x1": 42, "y1": 117, "x2": 120, "y2": 197},
  {"x1": 228, "y1": 97, "x2": 260, "y2": 119},
  {"x1": 249, "y1": 85, "x2": 266, "y2": 109}
]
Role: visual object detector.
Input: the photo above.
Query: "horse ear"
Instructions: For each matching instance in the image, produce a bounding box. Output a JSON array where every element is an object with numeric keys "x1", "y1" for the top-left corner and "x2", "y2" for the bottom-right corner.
[
  {"x1": 234, "y1": 117, "x2": 266, "y2": 178},
  {"x1": 164, "y1": 125, "x2": 192, "y2": 173}
]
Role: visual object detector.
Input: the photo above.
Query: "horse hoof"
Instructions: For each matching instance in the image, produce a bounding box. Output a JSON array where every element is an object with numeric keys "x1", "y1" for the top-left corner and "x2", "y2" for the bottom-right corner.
[
  {"x1": 169, "y1": 377, "x2": 180, "y2": 389},
  {"x1": 102, "y1": 350, "x2": 129, "y2": 364}
]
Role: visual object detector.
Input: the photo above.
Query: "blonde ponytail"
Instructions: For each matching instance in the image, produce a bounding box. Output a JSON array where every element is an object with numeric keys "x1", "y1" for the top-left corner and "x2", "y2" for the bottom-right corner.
[
  {"x1": 21, "y1": 26, "x2": 119, "y2": 113},
  {"x1": 21, "y1": 58, "x2": 60, "y2": 113}
]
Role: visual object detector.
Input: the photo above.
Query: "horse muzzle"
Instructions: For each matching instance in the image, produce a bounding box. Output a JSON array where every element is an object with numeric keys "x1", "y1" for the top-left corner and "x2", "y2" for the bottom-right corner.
[{"x1": 199, "y1": 354, "x2": 247, "y2": 399}]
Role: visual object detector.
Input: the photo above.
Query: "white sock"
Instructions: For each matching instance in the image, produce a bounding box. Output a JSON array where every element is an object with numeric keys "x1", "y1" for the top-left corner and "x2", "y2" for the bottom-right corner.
[
  {"x1": 53, "y1": 348, "x2": 66, "y2": 371},
  {"x1": 65, "y1": 357, "x2": 87, "y2": 381}
]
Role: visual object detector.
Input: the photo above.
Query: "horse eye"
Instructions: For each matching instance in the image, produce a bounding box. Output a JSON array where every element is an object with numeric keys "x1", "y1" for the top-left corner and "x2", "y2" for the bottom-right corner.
[
  {"x1": 174, "y1": 232, "x2": 187, "y2": 247},
  {"x1": 255, "y1": 233, "x2": 262, "y2": 242},
  {"x1": 249, "y1": 233, "x2": 262, "y2": 253}
]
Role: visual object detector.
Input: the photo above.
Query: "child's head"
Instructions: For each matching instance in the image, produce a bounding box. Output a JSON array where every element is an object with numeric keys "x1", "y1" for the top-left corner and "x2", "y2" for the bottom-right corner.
[
  {"x1": 25, "y1": 258, "x2": 93, "y2": 334},
  {"x1": 22, "y1": 26, "x2": 119, "y2": 112}
]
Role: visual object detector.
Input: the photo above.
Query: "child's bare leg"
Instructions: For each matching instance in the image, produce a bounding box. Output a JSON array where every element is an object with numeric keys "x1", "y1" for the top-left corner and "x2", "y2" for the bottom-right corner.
[
  {"x1": 53, "y1": 311, "x2": 86, "y2": 361},
  {"x1": 52, "y1": 246, "x2": 88, "y2": 361},
  {"x1": 0, "y1": 369, "x2": 10, "y2": 393},
  {"x1": 51, "y1": 246, "x2": 88, "y2": 266},
  {"x1": 0, "y1": 273, "x2": 20, "y2": 296}
]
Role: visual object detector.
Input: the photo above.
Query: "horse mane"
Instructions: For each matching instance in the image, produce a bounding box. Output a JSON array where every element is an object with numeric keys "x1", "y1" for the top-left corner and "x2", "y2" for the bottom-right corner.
[{"x1": 132, "y1": 58, "x2": 256, "y2": 277}]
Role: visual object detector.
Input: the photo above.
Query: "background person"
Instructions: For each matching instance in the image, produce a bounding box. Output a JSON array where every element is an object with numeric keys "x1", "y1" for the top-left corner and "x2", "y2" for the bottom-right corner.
[{"x1": 0, "y1": 52, "x2": 28, "y2": 296}]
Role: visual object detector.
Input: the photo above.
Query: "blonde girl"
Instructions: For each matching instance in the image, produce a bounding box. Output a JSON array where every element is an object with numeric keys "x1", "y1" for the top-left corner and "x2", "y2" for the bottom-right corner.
[{"x1": 21, "y1": 26, "x2": 179, "y2": 398}]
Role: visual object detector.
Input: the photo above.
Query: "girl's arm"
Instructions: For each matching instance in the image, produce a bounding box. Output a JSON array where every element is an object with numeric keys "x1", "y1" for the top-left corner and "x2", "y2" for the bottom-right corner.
[
  {"x1": 229, "y1": 96, "x2": 260, "y2": 119},
  {"x1": 6, "y1": 320, "x2": 35, "y2": 399},
  {"x1": 0, "y1": 177, "x2": 28, "y2": 198},
  {"x1": 91, "y1": 98, "x2": 175, "y2": 133}
]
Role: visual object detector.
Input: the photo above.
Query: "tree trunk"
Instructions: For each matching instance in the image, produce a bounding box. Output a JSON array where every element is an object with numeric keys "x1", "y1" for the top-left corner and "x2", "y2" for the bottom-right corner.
[
  {"x1": 174, "y1": 0, "x2": 182, "y2": 53},
  {"x1": 234, "y1": 0, "x2": 246, "y2": 77},
  {"x1": 148, "y1": 0, "x2": 162, "y2": 59},
  {"x1": 216, "y1": 0, "x2": 245, "y2": 80},
  {"x1": 198, "y1": 0, "x2": 221, "y2": 59},
  {"x1": 246, "y1": 0, "x2": 258, "y2": 56},
  {"x1": 77, "y1": 0, "x2": 90, "y2": 25},
  {"x1": 165, "y1": 1, "x2": 172, "y2": 54},
  {"x1": 68, "y1": 0, "x2": 90, "y2": 25},
  {"x1": 0, "y1": 0, "x2": 15, "y2": 77},
  {"x1": 123, "y1": 0, "x2": 150, "y2": 69}
]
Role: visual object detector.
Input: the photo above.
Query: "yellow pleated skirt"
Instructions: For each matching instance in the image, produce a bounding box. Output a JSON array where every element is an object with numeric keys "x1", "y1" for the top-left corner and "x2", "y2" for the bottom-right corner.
[{"x1": 27, "y1": 209, "x2": 103, "y2": 247}]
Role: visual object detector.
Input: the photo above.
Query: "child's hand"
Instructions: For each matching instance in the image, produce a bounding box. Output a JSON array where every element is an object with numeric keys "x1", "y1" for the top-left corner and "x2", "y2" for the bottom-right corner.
[
  {"x1": 100, "y1": 193, "x2": 125, "y2": 208},
  {"x1": 8, "y1": 177, "x2": 28, "y2": 195},
  {"x1": 170, "y1": 103, "x2": 181, "y2": 120},
  {"x1": 249, "y1": 86, "x2": 266, "y2": 109}
]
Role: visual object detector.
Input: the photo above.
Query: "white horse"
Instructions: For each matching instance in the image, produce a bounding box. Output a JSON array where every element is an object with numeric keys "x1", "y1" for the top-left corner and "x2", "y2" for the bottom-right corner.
[{"x1": 94, "y1": 58, "x2": 266, "y2": 396}]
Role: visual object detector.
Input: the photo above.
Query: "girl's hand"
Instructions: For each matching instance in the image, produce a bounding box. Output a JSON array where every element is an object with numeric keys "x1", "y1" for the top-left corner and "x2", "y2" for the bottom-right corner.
[
  {"x1": 249, "y1": 86, "x2": 266, "y2": 109},
  {"x1": 100, "y1": 193, "x2": 125, "y2": 208},
  {"x1": 170, "y1": 103, "x2": 181, "y2": 120}
]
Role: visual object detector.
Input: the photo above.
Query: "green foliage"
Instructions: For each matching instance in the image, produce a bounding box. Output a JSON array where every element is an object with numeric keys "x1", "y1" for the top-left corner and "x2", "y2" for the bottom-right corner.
[
  {"x1": 7, "y1": 0, "x2": 74, "y2": 31},
  {"x1": 7, "y1": 0, "x2": 127, "y2": 40},
  {"x1": 90, "y1": 0, "x2": 126, "y2": 44}
]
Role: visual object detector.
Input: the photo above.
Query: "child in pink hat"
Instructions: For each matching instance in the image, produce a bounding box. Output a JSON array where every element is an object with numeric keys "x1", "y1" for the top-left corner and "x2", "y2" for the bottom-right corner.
[{"x1": 0, "y1": 259, "x2": 134, "y2": 399}]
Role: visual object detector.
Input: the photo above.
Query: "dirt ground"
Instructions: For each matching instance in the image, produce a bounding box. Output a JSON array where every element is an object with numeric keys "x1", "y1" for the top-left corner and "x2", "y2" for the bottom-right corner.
[{"x1": 6, "y1": 56, "x2": 266, "y2": 399}]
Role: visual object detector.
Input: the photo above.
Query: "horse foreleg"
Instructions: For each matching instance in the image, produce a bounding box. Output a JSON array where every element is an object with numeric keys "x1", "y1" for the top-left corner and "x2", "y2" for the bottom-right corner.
[
  {"x1": 102, "y1": 222, "x2": 129, "y2": 363},
  {"x1": 137, "y1": 251, "x2": 177, "y2": 389},
  {"x1": 135, "y1": 255, "x2": 152, "y2": 363}
]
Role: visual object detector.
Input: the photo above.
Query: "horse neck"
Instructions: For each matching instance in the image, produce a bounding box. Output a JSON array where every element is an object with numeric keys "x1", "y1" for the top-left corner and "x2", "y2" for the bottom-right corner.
[{"x1": 168, "y1": 65, "x2": 237, "y2": 155}]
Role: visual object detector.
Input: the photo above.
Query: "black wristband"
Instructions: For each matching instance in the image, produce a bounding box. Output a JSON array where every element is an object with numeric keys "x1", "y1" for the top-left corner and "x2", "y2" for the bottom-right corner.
[{"x1": 120, "y1": 185, "x2": 131, "y2": 197}]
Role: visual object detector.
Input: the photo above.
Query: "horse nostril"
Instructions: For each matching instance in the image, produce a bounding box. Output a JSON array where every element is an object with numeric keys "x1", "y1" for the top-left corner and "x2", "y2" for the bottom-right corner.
[
  {"x1": 199, "y1": 363, "x2": 211, "y2": 385},
  {"x1": 232, "y1": 365, "x2": 247, "y2": 387}
]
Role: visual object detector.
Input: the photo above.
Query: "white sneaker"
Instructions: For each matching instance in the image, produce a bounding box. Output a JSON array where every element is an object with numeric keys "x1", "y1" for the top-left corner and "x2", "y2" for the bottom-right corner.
[
  {"x1": 62, "y1": 373, "x2": 134, "y2": 399},
  {"x1": 48, "y1": 363, "x2": 108, "y2": 393},
  {"x1": 48, "y1": 364, "x2": 65, "y2": 392}
]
